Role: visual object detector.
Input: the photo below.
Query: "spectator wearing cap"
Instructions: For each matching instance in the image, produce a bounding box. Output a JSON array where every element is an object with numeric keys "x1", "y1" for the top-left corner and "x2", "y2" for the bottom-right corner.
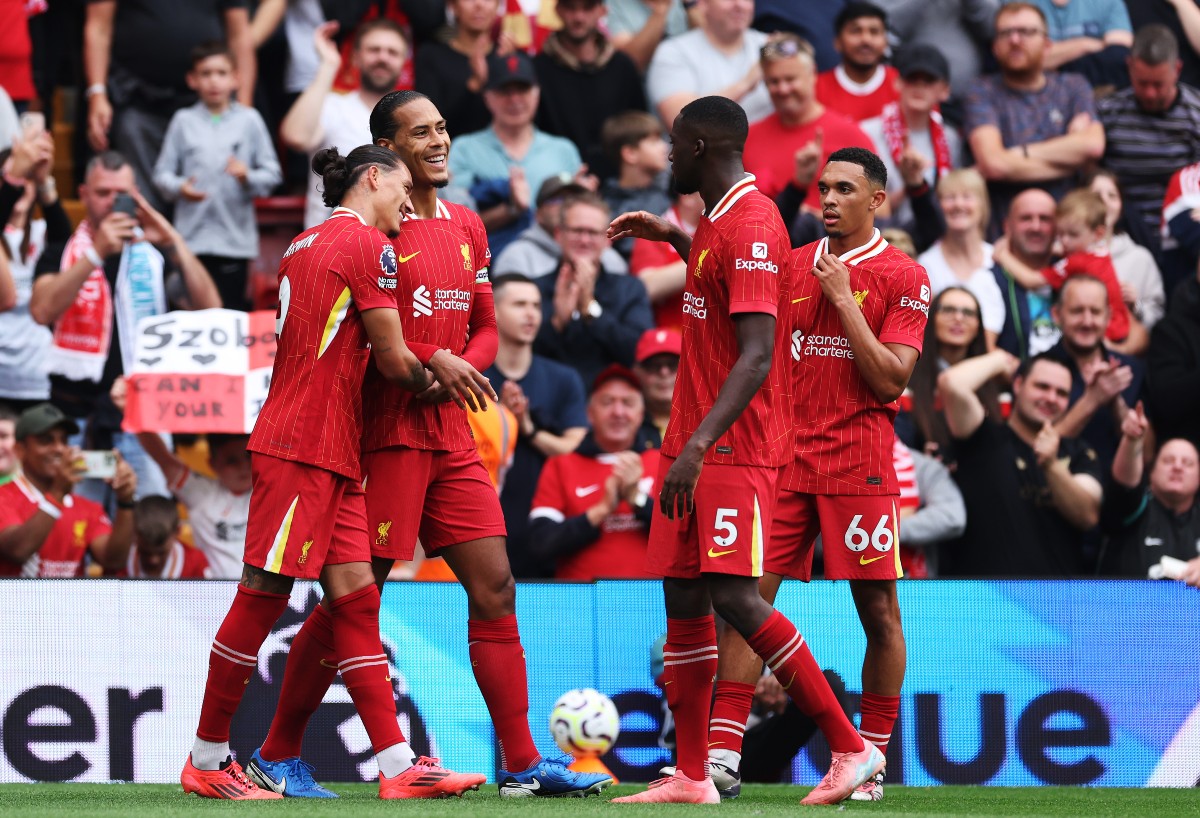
[
  {"x1": 114, "y1": 495, "x2": 211, "y2": 579},
  {"x1": 632, "y1": 327, "x2": 681, "y2": 446},
  {"x1": 534, "y1": 192, "x2": 655, "y2": 386},
  {"x1": 861, "y1": 45, "x2": 962, "y2": 241},
  {"x1": 533, "y1": 0, "x2": 648, "y2": 179},
  {"x1": 645, "y1": 0, "x2": 773, "y2": 127},
  {"x1": 526, "y1": 364, "x2": 660, "y2": 579},
  {"x1": 628, "y1": 189, "x2": 703, "y2": 331},
  {"x1": 598, "y1": 111, "x2": 672, "y2": 260},
  {"x1": 0, "y1": 403, "x2": 136, "y2": 577},
  {"x1": 485, "y1": 274, "x2": 589, "y2": 577},
  {"x1": 816, "y1": 2, "x2": 900, "y2": 122},
  {"x1": 491, "y1": 173, "x2": 628, "y2": 279},
  {"x1": 449, "y1": 51, "x2": 586, "y2": 257},
  {"x1": 1098, "y1": 25, "x2": 1200, "y2": 258},
  {"x1": 964, "y1": 2, "x2": 1105, "y2": 237},
  {"x1": 743, "y1": 34, "x2": 874, "y2": 230}
]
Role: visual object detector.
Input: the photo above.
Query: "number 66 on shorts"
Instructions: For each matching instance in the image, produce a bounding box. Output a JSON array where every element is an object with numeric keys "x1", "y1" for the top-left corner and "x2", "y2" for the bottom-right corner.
[{"x1": 766, "y1": 493, "x2": 902, "y2": 581}]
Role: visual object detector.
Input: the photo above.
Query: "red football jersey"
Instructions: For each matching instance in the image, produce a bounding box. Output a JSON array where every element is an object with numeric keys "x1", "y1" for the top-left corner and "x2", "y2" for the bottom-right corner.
[
  {"x1": 361, "y1": 200, "x2": 494, "y2": 453},
  {"x1": 0, "y1": 477, "x2": 112, "y2": 577},
  {"x1": 1042, "y1": 250, "x2": 1130, "y2": 342},
  {"x1": 248, "y1": 208, "x2": 398, "y2": 480},
  {"x1": 662, "y1": 176, "x2": 794, "y2": 467},
  {"x1": 529, "y1": 448, "x2": 661, "y2": 580},
  {"x1": 815, "y1": 65, "x2": 901, "y2": 122},
  {"x1": 783, "y1": 231, "x2": 930, "y2": 494}
]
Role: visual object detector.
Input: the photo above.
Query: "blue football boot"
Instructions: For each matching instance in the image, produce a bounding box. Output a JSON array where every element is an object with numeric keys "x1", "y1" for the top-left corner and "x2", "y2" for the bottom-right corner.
[
  {"x1": 245, "y1": 748, "x2": 339, "y2": 798},
  {"x1": 498, "y1": 752, "x2": 613, "y2": 798}
]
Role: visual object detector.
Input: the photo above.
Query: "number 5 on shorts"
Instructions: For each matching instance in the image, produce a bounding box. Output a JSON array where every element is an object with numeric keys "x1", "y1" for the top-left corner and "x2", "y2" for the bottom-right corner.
[
  {"x1": 843, "y1": 513, "x2": 894, "y2": 552},
  {"x1": 713, "y1": 508, "x2": 739, "y2": 547}
]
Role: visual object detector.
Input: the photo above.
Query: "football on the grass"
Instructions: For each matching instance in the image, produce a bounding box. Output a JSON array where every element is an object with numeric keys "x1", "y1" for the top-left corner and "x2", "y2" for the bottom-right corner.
[{"x1": 549, "y1": 688, "x2": 620, "y2": 755}]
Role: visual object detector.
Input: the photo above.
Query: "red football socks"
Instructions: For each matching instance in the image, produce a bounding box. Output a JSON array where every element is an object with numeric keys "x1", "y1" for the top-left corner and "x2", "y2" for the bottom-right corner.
[
  {"x1": 468, "y1": 614, "x2": 539, "y2": 772},
  {"x1": 708, "y1": 680, "x2": 755, "y2": 757},
  {"x1": 664, "y1": 616, "x2": 719, "y2": 781},
  {"x1": 259, "y1": 603, "x2": 337, "y2": 761},
  {"x1": 859, "y1": 691, "x2": 901, "y2": 756},
  {"x1": 330, "y1": 584, "x2": 405, "y2": 754},
  {"x1": 196, "y1": 585, "x2": 290, "y2": 742},
  {"x1": 745, "y1": 610, "x2": 864, "y2": 754}
]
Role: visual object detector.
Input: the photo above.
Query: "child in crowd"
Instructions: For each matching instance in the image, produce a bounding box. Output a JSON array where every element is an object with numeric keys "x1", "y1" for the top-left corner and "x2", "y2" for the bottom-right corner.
[
  {"x1": 136, "y1": 430, "x2": 251, "y2": 580},
  {"x1": 115, "y1": 495, "x2": 210, "y2": 579},
  {"x1": 599, "y1": 111, "x2": 671, "y2": 260},
  {"x1": 994, "y1": 189, "x2": 1132, "y2": 345},
  {"x1": 153, "y1": 42, "x2": 281, "y2": 311}
]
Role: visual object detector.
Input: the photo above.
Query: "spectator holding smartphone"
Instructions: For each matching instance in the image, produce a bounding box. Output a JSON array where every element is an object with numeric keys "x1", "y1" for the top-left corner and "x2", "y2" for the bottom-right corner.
[
  {"x1": 0, "y1": 403, "x2": 136, "y2": 578},
  {"x1": 28, "y1": 150, "x2": 220, "y2": 511},
  {"x1": 154, "y1": 42, "x2": 281, "y2": 311}
]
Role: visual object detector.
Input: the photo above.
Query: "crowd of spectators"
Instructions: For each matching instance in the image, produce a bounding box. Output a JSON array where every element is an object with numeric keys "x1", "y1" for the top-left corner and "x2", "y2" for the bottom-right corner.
[{"x1": 1, "y1": 0, "x2": 1199, "y2": 586}]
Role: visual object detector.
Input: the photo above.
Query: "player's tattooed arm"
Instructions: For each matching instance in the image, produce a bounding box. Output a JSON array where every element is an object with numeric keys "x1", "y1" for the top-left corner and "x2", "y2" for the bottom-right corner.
[
  {"x1": 240, "y1": 563, "x2": 295, "y2": 594},
  {"x1": 361, "y1": 307, "x2": 433, "y2": 392}
]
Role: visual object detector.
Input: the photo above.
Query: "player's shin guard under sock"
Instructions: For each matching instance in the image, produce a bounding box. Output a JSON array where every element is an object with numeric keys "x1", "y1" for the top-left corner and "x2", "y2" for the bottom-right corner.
[
  {"x1": 259, "y1": 603, "x2": 338, "y2": 762},
  {"x1": 664, "y1": 615, "x2": 719, "y2": 781},
  {"x1": 468, "y1": 614, "x2": 538, "y2": 772},
  {"x1": 194, "y1": 585, "x2": 290, "y2": 764},
  {"x1": 708, "y1": 680, "x2": 755, "y2": 759},
  {"x1": 859, "y1": 692, "x2": 900, "y2": 757},
  {"x1": 330, "y1": 585, "x2": 407, "y2": 759},
  {"x1": 745, "y1": 610, "x2": 864, "y2": 754}
]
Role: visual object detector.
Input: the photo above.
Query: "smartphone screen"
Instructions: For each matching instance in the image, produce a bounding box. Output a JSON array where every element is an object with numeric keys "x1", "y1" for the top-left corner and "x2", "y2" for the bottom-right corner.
[{"x1": 112, "y1": 192, "x2": 137, "y2": 217}]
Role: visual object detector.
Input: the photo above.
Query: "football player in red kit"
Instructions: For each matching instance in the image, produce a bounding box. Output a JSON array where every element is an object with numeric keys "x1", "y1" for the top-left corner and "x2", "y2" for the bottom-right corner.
[
  {"x1": 607, "y1": 98, "x2": 882, "y2": 806},
  {"x1": 182, "y1": 145, "x2": 485, "y2": 800},
  {"x1": 699, "y1": 147, "x2": 929, "y2": 804},
  {"x1": 246, "y1": 92, "x2": 612, "y2": 800}
]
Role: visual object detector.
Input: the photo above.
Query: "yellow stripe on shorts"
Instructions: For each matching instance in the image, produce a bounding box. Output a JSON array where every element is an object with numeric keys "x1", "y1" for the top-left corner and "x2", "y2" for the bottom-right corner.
[
  {"x1": 751, "y1": 493, "x2": 763, "y2": 577},
  {"x1": 264, "y1": 495, "x2": 300, "y2": 573}
]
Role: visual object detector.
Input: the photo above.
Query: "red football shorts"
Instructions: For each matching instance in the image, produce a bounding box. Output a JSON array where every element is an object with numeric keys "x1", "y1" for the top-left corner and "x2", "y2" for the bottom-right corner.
[
  {"x1": 767, "y1": 492, "x2": 903, "y2": 581},
  {"x1": 243, "y1": 453, "x2": 370, "y2": 580},
  {"x1": 362, "y1": 446, "x2": 507, "y2": 561},
  {"x1": 646, "y1": 455, "x2": 780, "y2": 579}
]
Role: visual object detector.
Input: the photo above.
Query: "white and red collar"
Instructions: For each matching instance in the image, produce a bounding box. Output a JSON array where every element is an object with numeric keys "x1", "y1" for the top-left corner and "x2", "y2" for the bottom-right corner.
[
  {"x1": 403, "y1": 198, "x2": 452, "y2": 222},
  {"x1": 14, "y1": 474, "x2": 75, "y2": 509},
  {"x1": 126, "y1": 540, "x2": 187, "y2": 579},
  {"x1": 330, "y1": 206, "x2": 367, "y2": 224},
  {"x1": 706, "y1": 174, "x2": 758, "y2": 222},
  {"x1": 834, "y1": 64, "x2": 888, "y2": 96},
  {"x1": 816, "y1": 228, "x2": 888, "y2": 266}
]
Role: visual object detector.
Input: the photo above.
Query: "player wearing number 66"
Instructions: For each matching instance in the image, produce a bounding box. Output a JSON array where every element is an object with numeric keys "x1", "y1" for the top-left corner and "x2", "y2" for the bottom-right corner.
[{"x1": 708, "y1": 147, "x2": 930, "y2": 805}]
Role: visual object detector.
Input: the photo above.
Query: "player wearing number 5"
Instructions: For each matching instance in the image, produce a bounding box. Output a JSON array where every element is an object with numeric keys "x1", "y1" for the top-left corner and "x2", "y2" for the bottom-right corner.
[
  {"x1": 607, "y1": 98, "x2": 882, "y2": 806},
  {"x1": 704, "y1": 148, "x2": 930, "y2": 804}
]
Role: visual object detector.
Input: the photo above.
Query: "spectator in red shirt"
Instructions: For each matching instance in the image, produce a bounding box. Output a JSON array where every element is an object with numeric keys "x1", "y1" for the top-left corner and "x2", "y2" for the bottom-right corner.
[
  {"x1": 526, "y1": 364, "x2": 660, "y2": 579},
  {"x1": 815, "y1": 2, "x2": 900, "y2": 122},
  {"x1": 115, "y1": 495, "x2": 211, "y2": 579},
  {"x1": 0, "y1": 402, "x2": 136, "y2": 577},
  {"x1": 993, "y1": 188, "x2": 1145, "y2": 354},
  {"x1": 744, "y1": 34, "x2": 875, "y2": 214}
]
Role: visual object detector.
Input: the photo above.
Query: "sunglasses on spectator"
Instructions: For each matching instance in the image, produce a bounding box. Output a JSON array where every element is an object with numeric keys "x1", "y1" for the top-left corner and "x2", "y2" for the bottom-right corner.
[
  {"x1": 761, "y1": 39, "x2": 811, "y2": 60},
  {"x1": 637, "y1": 355, "x2": 679, "y2": 373},
  {"x1": 936, "y1": 305, "x2": 981, "y2": 319},
  {"x1": 996, "y1": 26, "x2": 1045, "y2": 40}
]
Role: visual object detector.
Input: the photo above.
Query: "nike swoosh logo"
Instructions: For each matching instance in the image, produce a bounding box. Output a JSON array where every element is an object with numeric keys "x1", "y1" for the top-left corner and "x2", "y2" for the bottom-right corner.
[
  {"x1": 781, "y1": 672, "x2": 796, "y2": 691},
  {"x1": 575, "y1": 484, "x2": 600, "y2": 497},
  {"x1": 398, "y1": 251, "x2": 420, "y2": 263},
  {"x1": 860, "y1": 554, "x2": 888, "y2": 566},
  {"x1": 509, "y1": 780, "x2": 541, "y2": 791},
  {"x1": 707, "y1": 547, "x2": 737, "y2": 558},
  {"x1": 792, "y1": 296, "x2": 813, "y2": 303}
]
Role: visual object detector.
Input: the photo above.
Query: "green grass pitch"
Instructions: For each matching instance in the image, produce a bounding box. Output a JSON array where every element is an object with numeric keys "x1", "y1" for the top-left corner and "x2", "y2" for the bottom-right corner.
[{"x1": 1, "y1": 784, "x2": 1197, "y2": 817}]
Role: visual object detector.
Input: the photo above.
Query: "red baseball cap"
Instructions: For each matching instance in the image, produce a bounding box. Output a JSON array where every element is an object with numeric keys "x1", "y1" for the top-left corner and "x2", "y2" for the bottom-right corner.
[
  {"x1": 634, "y1": 328, "x2": 682, "y2": 363},
  {"x1": 592, "y1": 363, "x2": 642, "y2": 393}
]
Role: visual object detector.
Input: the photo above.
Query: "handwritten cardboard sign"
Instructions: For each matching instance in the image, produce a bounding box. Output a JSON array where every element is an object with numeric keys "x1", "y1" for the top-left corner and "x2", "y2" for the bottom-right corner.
[{"x1": 122, "y1": 309, "x2": 276, "y2": 433}]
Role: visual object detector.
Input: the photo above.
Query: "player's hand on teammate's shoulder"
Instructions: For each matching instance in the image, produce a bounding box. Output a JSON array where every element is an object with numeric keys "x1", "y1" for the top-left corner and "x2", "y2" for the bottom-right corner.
[{"x1": 427, "y1": 350, "x2": 497, "y2": 413}]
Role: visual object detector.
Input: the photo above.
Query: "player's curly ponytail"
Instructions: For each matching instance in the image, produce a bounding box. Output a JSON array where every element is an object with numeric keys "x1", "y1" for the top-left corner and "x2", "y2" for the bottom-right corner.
[{"x1": 313, "y1": 145, "x2": 404, "y2": 207}]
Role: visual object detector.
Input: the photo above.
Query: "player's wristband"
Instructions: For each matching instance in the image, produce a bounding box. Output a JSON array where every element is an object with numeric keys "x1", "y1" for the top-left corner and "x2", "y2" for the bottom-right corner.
[{"x1": 37, "y1": 498, "x2": 63, "y2": 520}]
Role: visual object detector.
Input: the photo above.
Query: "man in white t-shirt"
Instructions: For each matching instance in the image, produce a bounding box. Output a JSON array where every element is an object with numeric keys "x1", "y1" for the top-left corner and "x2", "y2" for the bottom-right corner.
[
  {"x1": 136, "y1": 432, "x2": 251, "y2": 579},
  {"x1": 280, "y1": 18, "x2": 408, "y2": 227},
  {"x1": 645, "y1": 0, "x2": 772, "y2": 127}
]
